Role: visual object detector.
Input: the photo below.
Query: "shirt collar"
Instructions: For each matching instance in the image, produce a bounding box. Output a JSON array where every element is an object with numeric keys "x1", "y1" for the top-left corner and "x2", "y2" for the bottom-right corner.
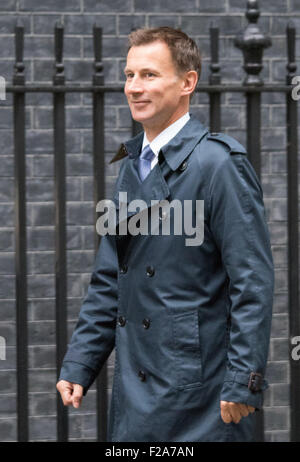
[
  {"x1": 109, "y1": 114, "x2": 209, "y2": 171},
  {"x1": 142, "y1": 112, "x2": 190, "y2": 156}
]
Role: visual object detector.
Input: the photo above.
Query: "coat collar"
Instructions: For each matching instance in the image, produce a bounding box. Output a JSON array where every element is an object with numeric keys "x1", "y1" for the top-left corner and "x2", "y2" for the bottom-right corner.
[{"x1": 109, "y1": 115, "x2": 209, "y2": 171}]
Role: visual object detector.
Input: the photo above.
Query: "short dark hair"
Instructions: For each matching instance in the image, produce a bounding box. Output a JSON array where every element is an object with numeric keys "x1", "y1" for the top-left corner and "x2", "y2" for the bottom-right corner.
[{"x1": 127, "y1": 27, "x2": 202, "y2": 82}]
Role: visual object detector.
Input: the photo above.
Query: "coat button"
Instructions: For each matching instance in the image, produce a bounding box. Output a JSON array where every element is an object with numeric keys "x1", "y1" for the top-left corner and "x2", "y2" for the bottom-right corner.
[
  {"x1": 120, "y1": 264, "x2": 128, "y2": 274},
  {"x1": 178, "y1": 161, "x2": 187, "y2": 171},
  {"x1": 146, "y1": 266, "x2": 155, "y2": 277},
  {"x1": 138, "y1": 370, "x2": 146, "y2": 382},
  {"x1": 117, "y1": 316, "x2": 126, "y2": 327},
  {"x1": 142, "y1": 318, "x2": 151, "y2": 329}
]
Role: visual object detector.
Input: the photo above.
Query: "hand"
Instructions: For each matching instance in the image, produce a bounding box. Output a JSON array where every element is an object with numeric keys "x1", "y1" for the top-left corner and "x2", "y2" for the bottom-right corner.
[
  {"x1": 56, "y1": 380, "x2": 84, "y2": 409},
  {"x1": 220, "y1": 401, "x2": 255, "y2": 424}
]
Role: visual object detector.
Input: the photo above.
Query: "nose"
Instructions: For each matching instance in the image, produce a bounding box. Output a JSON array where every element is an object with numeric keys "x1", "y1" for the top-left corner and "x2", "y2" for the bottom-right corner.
[{"x1": 125, "y1": 75, "x2": 144, "y2": 96}]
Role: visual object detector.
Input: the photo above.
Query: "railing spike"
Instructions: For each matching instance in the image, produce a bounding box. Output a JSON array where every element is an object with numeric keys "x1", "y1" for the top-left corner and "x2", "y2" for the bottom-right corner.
[
  {"x1": 286, "y1": 21, "x2": 297, "y2": 85},
  {"x1": 234, "y1": 0, "x2": 271, "y2": 85},
  {"x1": 53, "y1": 21, "x2": 65, "y2": 85},
  {"x1": 13, "y1": 22, "x2": 25, "y2": 86},
  {"x1": 209, "y1": 22, "x2": 220, "y2": 85},
  {"x1": 93, "y1": 24, "x2": 104, "y2": 86}
]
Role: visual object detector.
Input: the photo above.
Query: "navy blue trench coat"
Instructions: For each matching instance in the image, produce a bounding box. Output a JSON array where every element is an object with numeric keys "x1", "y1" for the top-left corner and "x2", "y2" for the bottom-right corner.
[{"x1": 59, "y1": 115, "x2": 274, "y2": 442}]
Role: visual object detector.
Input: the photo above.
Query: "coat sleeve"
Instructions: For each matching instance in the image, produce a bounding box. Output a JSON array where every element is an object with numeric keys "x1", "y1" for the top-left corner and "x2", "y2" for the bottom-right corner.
[
  {"x1": 58, "y1": 233, "x2": 118, "y2": 395},
  {"x1": 208, "y1": 153, "x2": 274, "y2": 409}
]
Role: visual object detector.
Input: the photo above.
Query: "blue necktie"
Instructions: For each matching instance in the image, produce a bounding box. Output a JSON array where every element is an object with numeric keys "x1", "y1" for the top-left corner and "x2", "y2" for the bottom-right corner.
[{"x1": 138, "y1": 145, "x2": 155, "y2": 181}]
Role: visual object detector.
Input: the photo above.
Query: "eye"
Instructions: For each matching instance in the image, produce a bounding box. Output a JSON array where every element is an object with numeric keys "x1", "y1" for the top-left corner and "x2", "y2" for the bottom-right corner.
[
  {"x1": 146, "y1": 72, "x2": 155, "y2": 78},
  {"x1": 125, "y1": 73, "x2": 134, "y2": 79}
]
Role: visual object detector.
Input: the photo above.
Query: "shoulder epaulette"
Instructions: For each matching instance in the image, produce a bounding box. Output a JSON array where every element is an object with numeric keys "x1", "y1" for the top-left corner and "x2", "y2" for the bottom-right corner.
[{"x1": 206, "y1": 132, "x2": 247, "y2": 155}]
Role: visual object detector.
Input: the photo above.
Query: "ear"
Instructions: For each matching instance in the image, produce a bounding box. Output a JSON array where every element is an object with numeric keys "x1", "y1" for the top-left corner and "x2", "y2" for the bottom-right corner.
[{"x1": 181, "y1": 70, "x2": 198, "y2": 97}]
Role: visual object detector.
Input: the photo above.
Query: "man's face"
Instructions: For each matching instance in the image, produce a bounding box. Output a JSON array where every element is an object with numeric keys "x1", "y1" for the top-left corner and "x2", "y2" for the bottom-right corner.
[{"x1": 124, "y1": 41, "x2": 186, "y2": 134}]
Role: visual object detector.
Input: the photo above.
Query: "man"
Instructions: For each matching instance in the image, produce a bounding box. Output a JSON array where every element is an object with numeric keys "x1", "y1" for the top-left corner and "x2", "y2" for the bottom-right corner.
[{"x1": 57, "y1": 27, "x2": 274, "y2": 442}]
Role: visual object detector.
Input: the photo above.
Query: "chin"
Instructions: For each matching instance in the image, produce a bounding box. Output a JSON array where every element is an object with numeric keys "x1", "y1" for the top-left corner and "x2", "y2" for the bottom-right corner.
[
  {"x1": 131, "y1": 114, "x2": 151, "y2": 124},
  {"x1": 130, "y1": 108, "x2": 154, "y2": 123}
]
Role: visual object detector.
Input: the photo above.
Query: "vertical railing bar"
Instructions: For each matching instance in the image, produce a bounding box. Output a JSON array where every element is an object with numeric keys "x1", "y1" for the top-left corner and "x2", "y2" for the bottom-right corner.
[
  {"x1": 53, "y1": 21, "x2": 68, "y2": 442},
  {"x1": 286, "y1": 20, "x2": 300, "y2": 442},
  {"x1": 246, "y1": 93, "x2": 261, "y2": 177},
  {"x1": 13, "y1": 20, "x2": 28, "y2": 442},
  {"x1": 244, "y1": 22, "x2": 263, "y2": 447},
  {"x1": 234, "y1": 0, "x2": 272, "y2": 441},
  {"x1": 93, "y1": 24, "x2": 108, "y2": 442},
  {"x1": 209, "y1": 21, "x2": 221, "y2": 132}
]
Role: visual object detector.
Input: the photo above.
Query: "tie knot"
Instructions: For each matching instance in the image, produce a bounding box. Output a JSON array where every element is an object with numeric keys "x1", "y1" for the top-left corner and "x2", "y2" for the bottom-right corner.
[{"x1": 140, "y1": 145, "x2": 155, "y2": 161}]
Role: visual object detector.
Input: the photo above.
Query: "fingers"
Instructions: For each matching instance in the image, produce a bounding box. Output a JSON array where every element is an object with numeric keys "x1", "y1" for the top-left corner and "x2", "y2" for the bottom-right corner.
[
  {"x1": 227, "y1": 402, "x2": 242, "y2": 424},
  {"x1": 220, "y1": 401, "x2": 232, "y2": 424},
  {"x1": 237, "y1": 403, "x2": 249, "y2": 418},
  {"x1": 56, "y1": 380, "x2": 74, "y2": 406},
  {"x1": 72, "y1": 384, "x2": 83, "y2": 408},
  {"x1": 56, "y1": 380, "x2": 83, "y2": 408},
  {"x1": 220, "y1": 401, "x2": 255, "y2": 424}
]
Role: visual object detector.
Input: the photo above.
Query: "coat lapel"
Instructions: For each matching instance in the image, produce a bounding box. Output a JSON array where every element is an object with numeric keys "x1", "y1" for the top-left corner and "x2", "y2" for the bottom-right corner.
[
  {"x1": 110, "y1": 115, "x2": 209, "y2": 228},
  {"x1": 113, "y1": 155, "x2": 170, "y2": 225}
]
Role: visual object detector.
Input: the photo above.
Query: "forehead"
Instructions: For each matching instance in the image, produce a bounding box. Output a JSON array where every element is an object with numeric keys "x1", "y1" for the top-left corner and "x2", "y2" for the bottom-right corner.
[{"x1": 125, "y1": 41, "x2": 175, "y2": 70}]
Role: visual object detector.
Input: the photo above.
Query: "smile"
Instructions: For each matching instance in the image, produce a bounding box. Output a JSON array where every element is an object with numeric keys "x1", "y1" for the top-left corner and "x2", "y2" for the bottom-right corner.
[{"x1": 132, "y1": 101, "x2": 151, "y2": 105}]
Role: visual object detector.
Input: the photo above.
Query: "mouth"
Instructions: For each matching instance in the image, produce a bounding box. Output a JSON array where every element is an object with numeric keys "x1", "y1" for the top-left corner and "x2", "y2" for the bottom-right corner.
[{"x1": 131, "y1": 100, "x2": 151, "y2": 106}]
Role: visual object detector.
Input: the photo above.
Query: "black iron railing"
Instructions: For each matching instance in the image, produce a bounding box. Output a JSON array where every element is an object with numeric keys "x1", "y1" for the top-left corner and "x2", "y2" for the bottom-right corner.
[{"x1": 4, "y1": 0, "x2": 299, "y2": 442}]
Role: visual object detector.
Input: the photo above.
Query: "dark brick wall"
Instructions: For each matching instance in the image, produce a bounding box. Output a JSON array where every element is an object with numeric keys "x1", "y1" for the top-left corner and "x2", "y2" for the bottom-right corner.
[{"x1": 0, "y1": 0, "x2": 299, "y2": 442}]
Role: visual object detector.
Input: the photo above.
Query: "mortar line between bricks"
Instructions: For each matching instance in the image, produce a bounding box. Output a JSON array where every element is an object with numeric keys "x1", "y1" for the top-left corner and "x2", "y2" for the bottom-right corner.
[
  {"x1": 271, "y1": 337, "x2": 293, "y2": 341},
  {"x1": 27, "y1": 296, "x2": 83, "y2": 298},
  {"x1": 0, "y1": 12, "x2": 284, "y2": 17},
  {"x1": 261, "y1": 405, "x2": 291, "y2": 408},
  {"x1": 24, "y1": 413, "x2": 96, "y2": 418},
  {"x1": 27, "y1": 344, "x2": 63, "y2": 346},
  {"x1": 14, "y1": 12, "x2": 140, "y2": 16},
  {"x1": 27, "y1": 366, "x2": 56, "y2": 370}
]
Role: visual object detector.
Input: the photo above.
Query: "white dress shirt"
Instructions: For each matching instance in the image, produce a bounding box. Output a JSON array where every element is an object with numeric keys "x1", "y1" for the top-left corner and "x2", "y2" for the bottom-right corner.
[{"x1": 141, "y1": 112, "x2": 190, "y2": 170}]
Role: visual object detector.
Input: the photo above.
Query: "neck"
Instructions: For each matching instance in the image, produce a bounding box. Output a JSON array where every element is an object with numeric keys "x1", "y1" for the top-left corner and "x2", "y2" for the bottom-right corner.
[{"x1": 143, "y1": 107, "x2": 189, "y2": 142}]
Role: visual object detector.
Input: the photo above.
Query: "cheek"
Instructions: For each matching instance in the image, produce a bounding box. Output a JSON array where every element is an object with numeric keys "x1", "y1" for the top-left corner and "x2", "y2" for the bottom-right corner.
[
  {"x1": 162, "y1": 83, "x2": 181, "y2": 101},
  {"x1": 151, "y1": 88, "x2": 173, "y2": 103},
  {"x1": 124, "y1": 84, "x2": 130, "y2": 98}
]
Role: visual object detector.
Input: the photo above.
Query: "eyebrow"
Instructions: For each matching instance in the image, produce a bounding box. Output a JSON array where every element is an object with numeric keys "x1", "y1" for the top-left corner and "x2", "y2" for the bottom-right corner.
[{"x1": 123, "y1": 67, "x2": 159, "y2": 74}]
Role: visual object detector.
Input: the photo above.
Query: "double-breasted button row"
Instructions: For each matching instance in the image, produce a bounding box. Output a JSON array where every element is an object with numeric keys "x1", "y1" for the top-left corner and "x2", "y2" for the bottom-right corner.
[
  {"x1": 121, "y1": 265, "x2": 155, "y2": 276},
  {"x1": 121, "y1": 264, "x2": 155, "y2": 276},
  {"x1": 117, "y1": 316, "x2": 151, "y2": 329},
  {"x1": 146, "y1": 266, "x2": 155, "y2": 277}
]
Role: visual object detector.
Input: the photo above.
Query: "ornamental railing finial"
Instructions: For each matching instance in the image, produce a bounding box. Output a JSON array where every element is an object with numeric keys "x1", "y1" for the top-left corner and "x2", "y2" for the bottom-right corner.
[{"x1": 234, "y1": 0, "x2": 271, "y2": 85}]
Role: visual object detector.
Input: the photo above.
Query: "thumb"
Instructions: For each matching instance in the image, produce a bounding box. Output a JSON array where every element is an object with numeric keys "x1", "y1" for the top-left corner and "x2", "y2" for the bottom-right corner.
[{"x1": 72, "y1": 384, "x2": 83, "y2": 408}]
